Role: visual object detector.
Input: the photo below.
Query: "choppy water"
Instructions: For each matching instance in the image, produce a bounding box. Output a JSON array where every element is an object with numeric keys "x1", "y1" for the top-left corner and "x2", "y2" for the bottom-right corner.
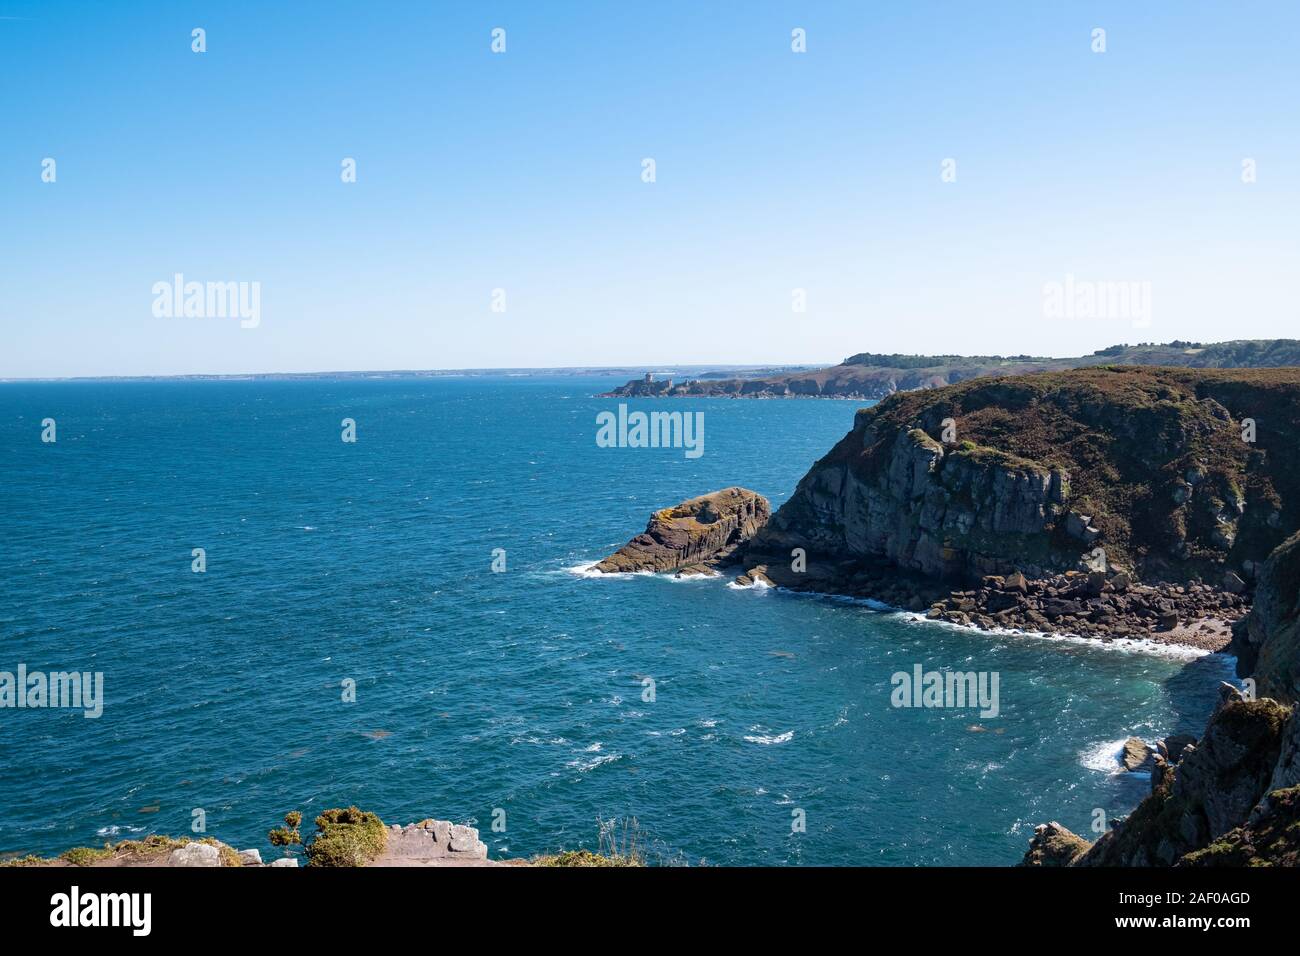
[{"x1": 0, "y1": 377, "x2": 1235, "y2": 864}]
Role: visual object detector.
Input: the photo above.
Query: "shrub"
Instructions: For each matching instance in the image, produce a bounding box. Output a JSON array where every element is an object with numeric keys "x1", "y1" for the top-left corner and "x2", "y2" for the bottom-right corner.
[{"x1": 304, "y1": 807, "x2": 387, "y2": 867}]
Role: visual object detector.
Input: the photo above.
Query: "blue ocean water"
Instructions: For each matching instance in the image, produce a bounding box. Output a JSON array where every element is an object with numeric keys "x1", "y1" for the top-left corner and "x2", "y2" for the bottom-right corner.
[{"x1": 0, "y1": 377, "x2": 1234, "y2": 865}]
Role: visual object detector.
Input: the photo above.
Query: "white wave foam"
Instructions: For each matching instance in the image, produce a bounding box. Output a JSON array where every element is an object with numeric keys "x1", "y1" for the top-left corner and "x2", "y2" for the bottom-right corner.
[
  {"x1": 96, "y1": 825, "x2": 145, "y2": 837},
  {"x1": 897, "y1": 611, "x2": 1214, "y2": 661},
  {"x1": 727, "y1": 578, "x2": 772, "y2": 591},
  {"x1": 563, "y1": 561, "x2": 653, "y2": 579},
  {"x1": 1079, "y1": 738, "x2": 1130, "y2": 773},
  {"x1": 743, "y1": 730, "x2": 794, "y2": 745},
  {"x1": 566, "y1": 753, "x2": 622, "y2": 772}
]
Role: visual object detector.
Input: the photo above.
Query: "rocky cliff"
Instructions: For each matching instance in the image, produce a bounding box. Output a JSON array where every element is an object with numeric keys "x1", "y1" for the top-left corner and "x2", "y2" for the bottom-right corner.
[
  {"x1": 742, "y1": 367, "x2": 1300, "y2": 586},
  {"x1": 594, "y1": 487, "x2": 770, "y2": 575},
  {"x1": 1231, "y1": 530, "x2": 1300, "y2": 701}
]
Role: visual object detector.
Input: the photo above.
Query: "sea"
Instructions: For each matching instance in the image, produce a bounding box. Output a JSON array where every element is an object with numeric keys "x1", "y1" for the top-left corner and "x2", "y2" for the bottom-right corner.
[{"x1": 0, "y1": 376, "x2": 1236, "y2": 865}]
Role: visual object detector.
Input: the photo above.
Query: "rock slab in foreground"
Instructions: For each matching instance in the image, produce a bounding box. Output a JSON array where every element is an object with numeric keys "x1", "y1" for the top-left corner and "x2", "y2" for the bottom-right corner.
[
  {"x1": 370, "y1": 819, "x2": 490, "y2": 866},
  {"x1": 168, "y1": 843, "x2": 222, "y2": 867},
  {"x1": 595, "y1": 487, "x2": 770, "y2": 574}
]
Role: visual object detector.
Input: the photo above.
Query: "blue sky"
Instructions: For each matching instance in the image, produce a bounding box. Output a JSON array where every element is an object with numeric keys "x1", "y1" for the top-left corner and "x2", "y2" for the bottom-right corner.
[{"x1": 2, "y1": 1, "x2": 1298, "y2": 377}]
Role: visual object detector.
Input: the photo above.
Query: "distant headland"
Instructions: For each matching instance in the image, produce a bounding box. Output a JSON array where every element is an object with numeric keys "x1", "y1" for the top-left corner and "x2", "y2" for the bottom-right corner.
[{"x1": 601, "y1": 340, "x2": 1300, "y2": 400}]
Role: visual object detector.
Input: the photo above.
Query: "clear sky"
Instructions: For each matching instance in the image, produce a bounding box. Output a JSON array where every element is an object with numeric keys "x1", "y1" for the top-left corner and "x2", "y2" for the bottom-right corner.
[{"x1": 3, "y1": 1, "x2": 1297, "y2": 377}]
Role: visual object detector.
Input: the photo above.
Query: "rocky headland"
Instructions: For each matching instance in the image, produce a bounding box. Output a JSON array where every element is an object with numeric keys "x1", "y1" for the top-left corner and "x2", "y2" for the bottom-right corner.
[{"x1": 601, "y1": 366, "x2": 1300, "y2": 649}]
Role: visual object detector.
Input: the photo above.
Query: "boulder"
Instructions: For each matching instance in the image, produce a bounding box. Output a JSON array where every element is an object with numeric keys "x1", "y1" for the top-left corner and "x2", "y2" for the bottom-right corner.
[
  {"x1": 168, "y1": 842, "x2": 222, "y2": 867},
  {"x1": 1121, "y1": 737, "x2": 1157, "y2": 772}
]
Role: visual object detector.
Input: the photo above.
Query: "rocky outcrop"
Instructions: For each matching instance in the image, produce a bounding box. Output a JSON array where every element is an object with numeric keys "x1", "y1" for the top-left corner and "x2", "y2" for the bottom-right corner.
[
  {"x1": 595, "y1": 487, "x2": 770, "y2": 574},
  {"x1": 1024, "y1": 507, "x2": 1300, "y2": 867},
  {"x1": 747, "y1": 421, "x2": 1073, "y2": 582},
  {"x1": 371, "y1": 820, "x2": 491, "y2": 866},
  {"x1": 742, "y1": 367, "x2": 1300, "y2": 585},
  {"x1": 1178, "y1": 784, "x2": 1300, "y2": 866},
  {"x1": 6, "y1": 818, "x2": 499, "y2": 868},
  {"x1": 1021, "y1": 822, "x2": 1091, "y2": 866}
]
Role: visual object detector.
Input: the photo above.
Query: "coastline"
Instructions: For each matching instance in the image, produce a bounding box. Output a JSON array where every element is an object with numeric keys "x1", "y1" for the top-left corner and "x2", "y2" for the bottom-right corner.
[{"x1": 570, "y1": 560, "x2": 1230, "y2": 658}]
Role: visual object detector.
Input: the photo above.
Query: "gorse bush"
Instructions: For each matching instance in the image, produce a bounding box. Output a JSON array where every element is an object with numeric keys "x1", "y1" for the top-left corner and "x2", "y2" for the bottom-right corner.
[{"x1": 305, "y1": 806, "x2": 388, "y2": 867}]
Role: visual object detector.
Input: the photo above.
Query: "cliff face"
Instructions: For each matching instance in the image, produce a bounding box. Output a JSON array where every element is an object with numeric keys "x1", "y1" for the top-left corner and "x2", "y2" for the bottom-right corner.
[
  {"x1": 754, "y1": 422, "x2": 1071, "y2": 580},
  {"x1": 594, "y1": 487, "x2": 770, "y2": 574},
  {"x1": 745, "y1": 367, "x2": 1300, "y2": 584},
  {"x1": 1232, "y1": 530, "x2": 1300, "y2": 700}
]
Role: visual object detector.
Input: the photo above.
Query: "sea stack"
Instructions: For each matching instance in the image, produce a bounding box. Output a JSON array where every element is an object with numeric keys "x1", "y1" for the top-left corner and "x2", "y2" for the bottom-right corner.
[{"x1": 594, "y1": 487, "x2": 770, "y2": 575}]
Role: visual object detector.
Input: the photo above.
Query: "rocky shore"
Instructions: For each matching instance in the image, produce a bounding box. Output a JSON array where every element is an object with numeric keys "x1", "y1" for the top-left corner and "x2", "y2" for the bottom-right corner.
[
  {"x1": 597, "y1": 503, "x2": 1249, "y2": 652},
  {"x1": 922, "y1": 571, "x2": 1247, "y2": 650}
]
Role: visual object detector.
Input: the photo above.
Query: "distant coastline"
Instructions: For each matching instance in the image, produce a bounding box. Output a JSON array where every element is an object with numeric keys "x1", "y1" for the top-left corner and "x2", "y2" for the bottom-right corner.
[
  {"x1": 0, "y1": 364, "x2": 818, "y2": 385},
  {"x1": 601, "y1": 339, "x2": 1300, "y2": 401}
]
